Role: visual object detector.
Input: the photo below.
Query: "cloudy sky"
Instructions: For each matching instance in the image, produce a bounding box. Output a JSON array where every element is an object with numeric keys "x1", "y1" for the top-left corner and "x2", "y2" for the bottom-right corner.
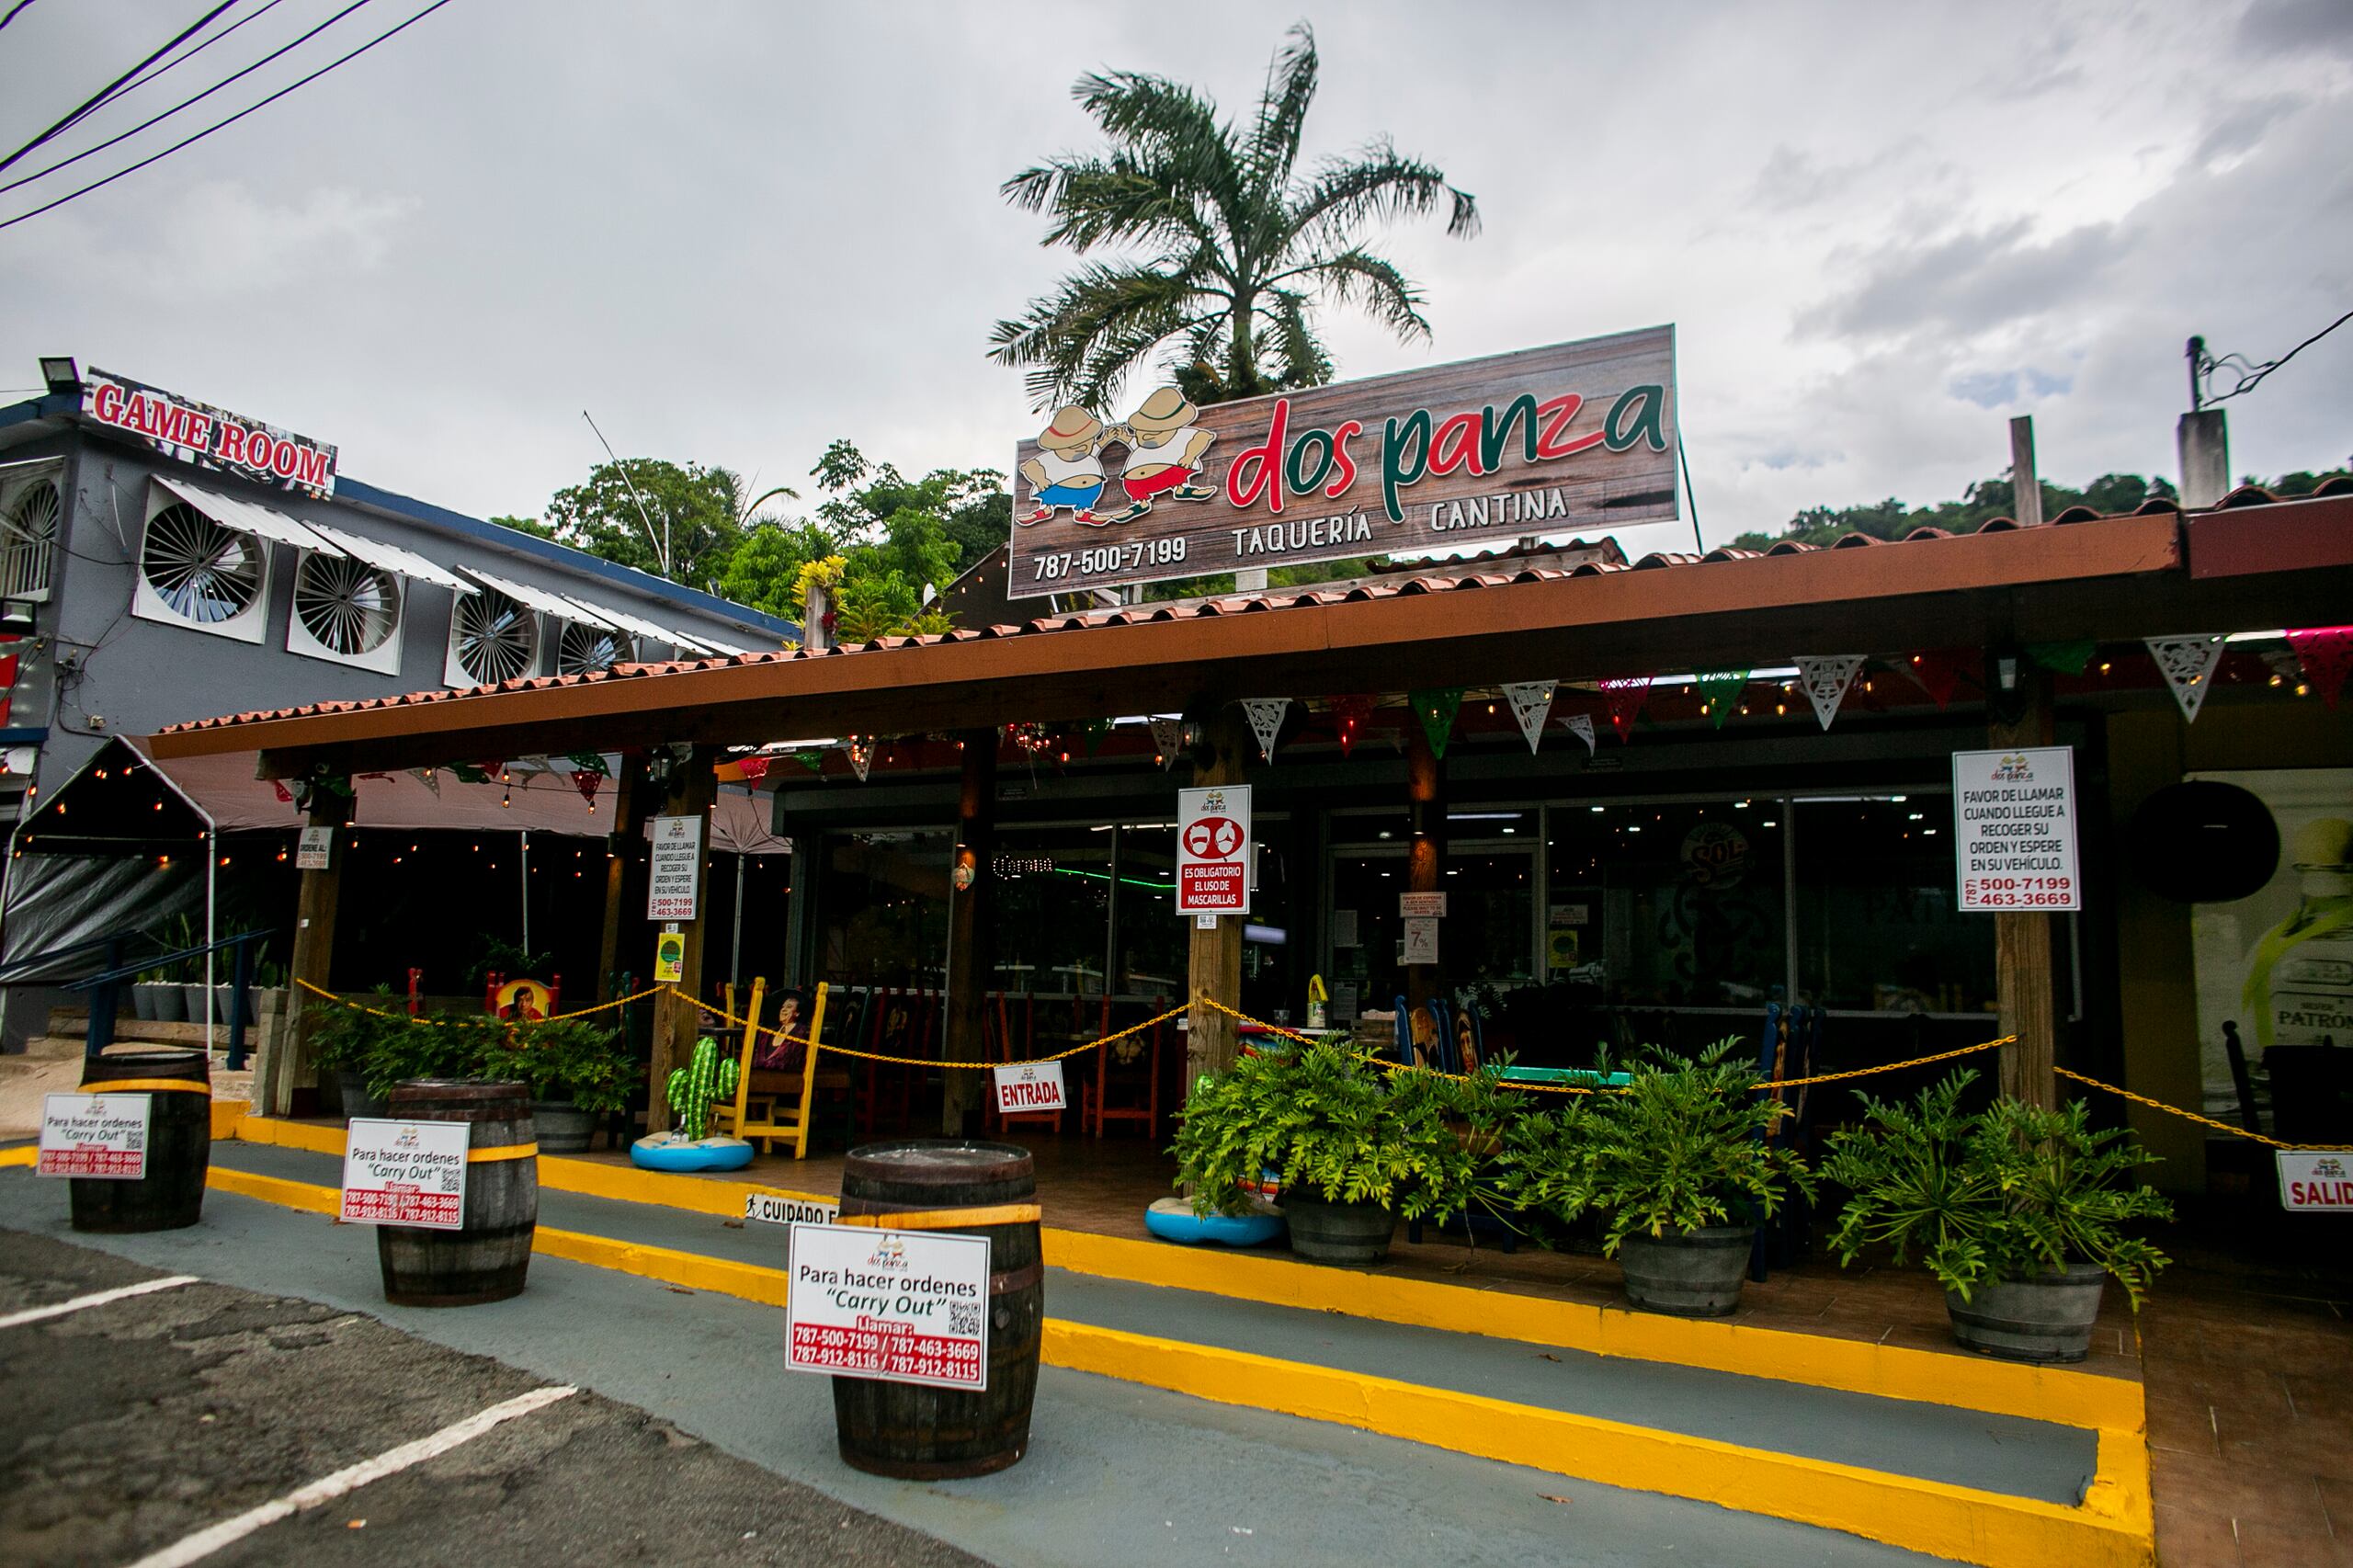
[{"x1": 2, "y1": 0, "x2": 2347, "y2": 551}]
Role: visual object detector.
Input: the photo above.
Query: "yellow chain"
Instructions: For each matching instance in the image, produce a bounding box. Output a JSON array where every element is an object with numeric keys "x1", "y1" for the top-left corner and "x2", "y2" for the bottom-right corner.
[
  {"x1": 294, "y1": 978, "x2": 664, "y2": 1026},
  {"x1": 1771, "y1": 1037, "x2": 2011, "y2": 1088},
  {"x1": 2055, "y1": 1065, "x2": 2353, "y2": 1152},
  {"x1": 677, "y1": 988, "x2": 1190, "y2": 1070}
]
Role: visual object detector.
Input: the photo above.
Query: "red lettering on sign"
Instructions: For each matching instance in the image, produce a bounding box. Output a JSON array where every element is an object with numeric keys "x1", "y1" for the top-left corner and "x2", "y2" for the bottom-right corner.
[
  {"x1": 1326, "y1": 419, "x2": 1363, "y2": 497},
  {"x1": 91, "y1": 382, "x2": 124, "y2": 424},
  {"x1": 1224, "y1": 398, "x2": 1290, "y2": 516},
  {"x1": 293, "y1": 443, "x2": 333, "y2": 490},
  {"x1": 1535, "y1": 393, "x2": 1603, "y2": 459},
  {"x1": 214, "y1": 421, "x2": 249, "y2": 465},
  {"x1": 1428, "y1": 411, "x2": 1485, "y2": 477},
  {"x1": 245, "y1": 432, "x2": 276, "y2": 473}
]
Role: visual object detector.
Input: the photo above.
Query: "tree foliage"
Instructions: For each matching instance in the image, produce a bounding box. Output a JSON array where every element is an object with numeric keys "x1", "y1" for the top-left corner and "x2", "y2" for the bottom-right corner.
[{"x1": 990, "y1": 21, "x2": 1478, "y2": 412}]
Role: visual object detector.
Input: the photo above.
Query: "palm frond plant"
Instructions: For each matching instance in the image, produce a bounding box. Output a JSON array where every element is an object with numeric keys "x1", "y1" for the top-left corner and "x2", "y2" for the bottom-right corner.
[
  {"x1": 481, "y1": 1017, "x2": 634, "y2": 1118},
  {"x1": 990, "y1": 22, "x2": 1479, "y2": 412},
  {"x1": 1818, "y1": 1072, "x2": 2171, "y2": 1360}
]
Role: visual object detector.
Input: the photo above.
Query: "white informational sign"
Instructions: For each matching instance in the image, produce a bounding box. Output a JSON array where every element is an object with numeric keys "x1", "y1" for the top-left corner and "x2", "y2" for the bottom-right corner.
[
  {"x1": 786, "y1": 1221, "x2": 990, "y2": 1391},
  {"x1": 296, "y1": 825, "x2": 335, "y2": 871},
  {"x1": 2278, "y1": 1152, "x2": 2353, "y2": 1212},
  {"x1": 646, "y1": 814, "x2": 704, "y2": 920},
  {"x1": 744, "y1": 1187, "x2": 840, "y2": 1227},
  {"x1": 1399, "y1": 892, "x2": 1449, "y2": 918},
  {"x1": 340, "y1": 1118, "x2": 470, "y2": 1229},
  {"x1": 1951, "y1": 747, "x2": 2081, "y2": 912},
  {"x1": 1333, "y1": 909, "x2": 1359, "y2": 948},
  {"x1": 992, "y1": 1061, "x2": 1067, "y2": 1115},
  {"x1": 37, "y1": 1092, "x2": 151, "y2": 1179},
  {"x1": 1402, "y1": 916, "x2": 1441, "y2": 966},
  {"x1": 1176, "y1": 785, "x2": 1252, "y2": 915}
]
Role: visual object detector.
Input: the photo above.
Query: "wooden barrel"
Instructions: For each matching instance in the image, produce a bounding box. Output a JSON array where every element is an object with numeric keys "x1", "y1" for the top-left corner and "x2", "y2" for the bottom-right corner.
[
  {"x1": 376, "y1": 1079, "x2": 538, "y2": 1307},
  {"x1": 831, "y1": 1140, "x2": 1043, "y2": 1479},
  {"x1": 68, "y1": 1050, "x2": 210, "y2": 1233}
]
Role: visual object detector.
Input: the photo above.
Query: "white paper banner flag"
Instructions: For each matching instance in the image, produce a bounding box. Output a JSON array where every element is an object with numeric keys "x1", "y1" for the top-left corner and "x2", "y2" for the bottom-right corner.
[
  {"x1": 1796, "y1": 655, "x2": 1867, "y2": 731},
  {"x1": 1560, "y1": 712, "x2": 1596, "y2": 756},
  {"x1": 845, "y1": 736, "x2": 873, "y2": 782},
  {"x1": 1502, "y1": 681, "x2": 1556, "y2": 755},
  {"x1": 1240, "y1": 699, "x2": 1290, "y2": 762},
  {"x1": 1148, "y1": 717, "x2": 1184, "y2": 769},
  {"x1": 408, "y1": 767, "x2": 439, "y2": 797},
  {"x1": 2145, "y1": 634, "x2": 2225, "y2": 723}
]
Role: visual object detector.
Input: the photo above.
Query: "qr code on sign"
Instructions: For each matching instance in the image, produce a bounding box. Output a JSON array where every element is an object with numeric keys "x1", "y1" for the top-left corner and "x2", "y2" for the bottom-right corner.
[{"x1": 949, "y1": 1301, "x2": 980, "y2": 1336}]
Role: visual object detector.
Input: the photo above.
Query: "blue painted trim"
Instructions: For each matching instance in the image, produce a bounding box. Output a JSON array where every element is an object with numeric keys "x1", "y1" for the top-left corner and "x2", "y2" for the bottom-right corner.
[
  {"x1": 329, "y1": 477, "x2": 798, "y2": 641},
  {"x1": 0, "y1": 393, "x2": 76, "y2": 430},
  {"x1": 0, "y1": 726, "x2": 51, "y2": 744}
]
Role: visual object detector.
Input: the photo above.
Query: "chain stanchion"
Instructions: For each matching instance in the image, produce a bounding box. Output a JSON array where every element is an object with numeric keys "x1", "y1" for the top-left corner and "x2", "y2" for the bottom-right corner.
[
  {"x1": 293, "y1": 977, "x2": 665, "y2": 1027},
  {"x1": 2055, "y1": 1065, "x2": 2353, "y2": 1153},
  {"x1": 673, "y1": 987, "x2": 1188, "y2": 1071}
]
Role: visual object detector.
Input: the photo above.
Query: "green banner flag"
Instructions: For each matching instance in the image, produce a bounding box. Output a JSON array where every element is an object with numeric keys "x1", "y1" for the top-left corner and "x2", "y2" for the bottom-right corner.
[
  {"x1": 1693, "y1": 669, "x2": 1748, "y2": 730},
  {"x1": 1410, "y1": 687, "x2": 1465, "y2": 758}
]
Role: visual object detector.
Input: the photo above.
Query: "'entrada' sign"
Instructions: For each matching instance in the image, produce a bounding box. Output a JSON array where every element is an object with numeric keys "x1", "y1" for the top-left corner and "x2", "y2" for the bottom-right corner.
[
  {"x1": 1006, "y1": 326, "x2": 1677, "y2": 597},
  {"x1": 81, "y1": 367, "x2": 337, "y2": 498}
]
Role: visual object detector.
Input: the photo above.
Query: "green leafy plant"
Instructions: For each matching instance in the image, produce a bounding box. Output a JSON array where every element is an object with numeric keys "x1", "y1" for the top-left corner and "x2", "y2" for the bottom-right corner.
[
  {"x1": 1169, "y1": 1036, "x2": 1474, "y2": 1222},
  {"x1": 302, "y1": 993, "x2": 391, "y2": 1075},
  {"x1": 483, "y1": 1017, "x2": 635, "y2": 1117},
  {"x1": 1819, "y1": 1072, "x2": 2173, "y2": 1307},
  {"x1": 465, "y1": 936, "x2": 555, "y2": 990},
  {"x1": 665, "y1": 1035, "x2": 739, "y2": 1141},
  {"x1": 1510, "y1": 1038, "x2": 1814, "y2": 1254}
]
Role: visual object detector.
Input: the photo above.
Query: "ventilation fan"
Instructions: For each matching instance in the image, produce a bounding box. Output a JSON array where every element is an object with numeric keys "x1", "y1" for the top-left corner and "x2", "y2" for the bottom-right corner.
[
  {"x1": 293, "y1": 552, "x2": 401, "y2": 656},
  {"x1": 141, "y1": 501, "x2": 262, "y2": 624},
  {"x1": 450, "y1": 585, "x2": 539, "y2": 684},
  {"x1": 1, "y1": 477, "x2": 58, "y2": 599},
  {"x1": 557, "y1": 619, "x2": 635, "y2": 675}
]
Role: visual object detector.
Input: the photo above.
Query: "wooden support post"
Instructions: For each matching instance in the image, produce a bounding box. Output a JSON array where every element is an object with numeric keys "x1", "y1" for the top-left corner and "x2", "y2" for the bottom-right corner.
[
  {"x1": 1404, "y1": 717, "x2": 1445, "y2": 1017},
  {"x1": 2008, "y1": 415, "x2": 2044, "y2": 528},
  {"x1": 646, "y1": 748, "x2": 717, "y2": 1132},
  {"x1": 279, "y1": 788, "x2": 354, "y2": 1119},
  {"x1": 941, "y1": 730, "x2": 997, "y2": 1137},
  {"x1": 1989, "y1": 658, "x2": 2058, "y2": 1108},
  {"x1": 595, "y1": 764, "x2": 643, "y2": 1002},
  {"x1": 1185, "y1": 708, "x2": 1247, "y2": 1080}
]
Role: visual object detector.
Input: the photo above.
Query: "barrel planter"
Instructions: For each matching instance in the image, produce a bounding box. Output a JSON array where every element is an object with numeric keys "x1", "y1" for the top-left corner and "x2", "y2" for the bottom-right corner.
[
  {"x1": 1617, "y1": 1224, "x2": 1756, "y2": 1317},
  {"x1": 1281, "y1": 1193, "x2": 1396, "y2": 1266},
  {"x1": 831, "y1": 1140, "x2": 1043, "y2": 1480},
  {"x1": 529, "y1": 1100, "x2": 595, "y2": 1153},
  {"x1": 375, "y1": 1079, "x2": 538, "y2": 1308},
  {"x1": 68, "y1": 1050, "x2": 211, "y2": 1233},
  {"x1": 336, "y1": 1071, "x2": 389, "y2": 1122},
  {"x1": 1947, "y1": 1263, "x2": 2107, "y2": 1363}
]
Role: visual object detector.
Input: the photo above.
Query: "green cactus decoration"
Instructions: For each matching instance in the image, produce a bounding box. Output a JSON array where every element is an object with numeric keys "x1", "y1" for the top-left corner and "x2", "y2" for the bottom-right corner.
[{"x1": 665, "y1": 1034, "x2": 739, "y2": 1142}]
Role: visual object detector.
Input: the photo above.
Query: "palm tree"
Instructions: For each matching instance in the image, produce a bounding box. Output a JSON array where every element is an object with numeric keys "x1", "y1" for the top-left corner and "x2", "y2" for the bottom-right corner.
[{"x1": 989, "y1": 23, "x2": 1479, "y2": 412}]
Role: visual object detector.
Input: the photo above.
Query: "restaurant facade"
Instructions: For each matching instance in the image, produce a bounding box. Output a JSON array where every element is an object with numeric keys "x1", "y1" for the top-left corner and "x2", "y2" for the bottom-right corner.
[{"x1": 146, "y1": 330, "x2": 2353, "y2": 1195}]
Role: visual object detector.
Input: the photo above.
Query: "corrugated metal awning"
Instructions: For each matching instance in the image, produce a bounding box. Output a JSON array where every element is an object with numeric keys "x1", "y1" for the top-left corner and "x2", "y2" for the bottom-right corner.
[
  {"x1": 304, "y1": 519, "x2": 476, "y2": 594},
  {"x1": 459, "y1": 565, "x2": 613, "y2": 626},
  {"x1": 153, "y1": 475, "x2": 342, "y2": 555},
  {"x1": 556, "y1": 591, "x2": 727, "y2": 655}
]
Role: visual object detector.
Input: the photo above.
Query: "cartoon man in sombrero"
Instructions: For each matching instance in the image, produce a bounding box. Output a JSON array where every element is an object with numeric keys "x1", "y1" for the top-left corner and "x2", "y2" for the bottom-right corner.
[
  {"x1": 1017, "y1": 405, "x2": 1108, "y2": 526},
  {"x1": 1097, "y1": 386, "x2": 1218, "y2": 525}
]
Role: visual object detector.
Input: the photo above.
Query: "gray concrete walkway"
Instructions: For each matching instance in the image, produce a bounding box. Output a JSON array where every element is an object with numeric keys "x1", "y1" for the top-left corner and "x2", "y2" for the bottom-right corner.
[{"x1": 1, "y1": 1167, "x2": 1953, "y2": 1568}]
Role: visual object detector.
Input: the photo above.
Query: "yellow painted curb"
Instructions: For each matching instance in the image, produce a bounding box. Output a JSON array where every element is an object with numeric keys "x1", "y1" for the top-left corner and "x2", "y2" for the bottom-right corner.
[
  {"x1": 219, "y1": 1116, "x2": 2139, "y2": 1437},
  {"x1": 1043, "y1": 1226, "x2": 2145, "y2": 1434},
  {"x1": 192, "y1": 1163, "x2": 2152, "y2": 1568},
  {"x1": 1045, "y1": 1321, "x2": 2153, "y2": 1568},
  {"x1": 210, "y1": 1099, "x2": 250, "y2": 1141},
  {"x1": 0, "y1": 1145, "x2": 35, "y2": 1168}
]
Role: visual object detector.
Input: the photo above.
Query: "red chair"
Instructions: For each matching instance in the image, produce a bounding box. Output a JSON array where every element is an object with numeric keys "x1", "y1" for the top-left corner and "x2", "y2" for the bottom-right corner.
[
  {"x1": 1092, "y1": 1003, "x2": 1162, "y2": 1141},
  {"x1": 995, "y1": 991, "x2": 1067, "y2": 1135}
]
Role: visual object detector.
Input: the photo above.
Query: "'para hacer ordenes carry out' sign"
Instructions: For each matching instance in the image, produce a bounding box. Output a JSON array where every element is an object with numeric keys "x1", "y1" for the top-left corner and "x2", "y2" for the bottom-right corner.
[{"x1": 786, "y1": 1221, "x2": 989, "y2": 1391}]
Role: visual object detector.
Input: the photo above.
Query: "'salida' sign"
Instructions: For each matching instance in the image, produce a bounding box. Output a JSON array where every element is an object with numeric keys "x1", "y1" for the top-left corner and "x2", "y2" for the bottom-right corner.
[{"x1": 1006, "y1": 325, "x2": 1676, "y2": 598}]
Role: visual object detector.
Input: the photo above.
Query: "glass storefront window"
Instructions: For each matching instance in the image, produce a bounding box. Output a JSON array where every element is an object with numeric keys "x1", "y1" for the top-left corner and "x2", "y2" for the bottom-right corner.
[
  {"x1": 1115, "y1": 822, "x2": 1184, "y2": 998},
  {"x1": 1545, "y1": 801, "x2": 1788, "y2": 1011},
  {"x1": 991, "y1": 825, "x2": 1113, "y2": 994},
  {"x1": 818, "y1": 830, "x2": 950, "y2": 989},
  {"x1": 1792, "y1": 794, "x2": 1994, "y2": 1015}
]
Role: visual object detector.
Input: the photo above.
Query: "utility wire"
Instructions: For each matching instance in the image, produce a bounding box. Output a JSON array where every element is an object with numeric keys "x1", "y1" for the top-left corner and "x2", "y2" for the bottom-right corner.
[
  {"x1": 103, "y1": 0, "x2": 292, "y2": 105},
  {"x1": 0, "y1": 1, "x2": 39, "y2": 34},
  {"x1": 3, "y1": 0, "x2": 370, "y2": 196},
  {"x1": 0, "y1": 0, "x2": 456, "y2": 233},
  {"x1": 0, "y1": 2, "x2": 239, "y2": 176},
  {"x1": 2202, "y1": 307, "x2": 2353, "y2": 404}
]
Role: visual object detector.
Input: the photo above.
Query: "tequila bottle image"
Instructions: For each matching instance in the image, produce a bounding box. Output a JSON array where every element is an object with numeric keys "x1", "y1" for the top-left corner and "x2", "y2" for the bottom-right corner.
[{"x1": 2247, "y1": 817, "x2": 2353, "y2": 1048}]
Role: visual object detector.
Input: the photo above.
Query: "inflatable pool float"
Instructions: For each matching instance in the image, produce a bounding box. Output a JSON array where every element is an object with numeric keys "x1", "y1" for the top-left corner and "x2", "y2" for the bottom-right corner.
[
  {"x1": 1144, "y1": 1196, "x2": 1285, "y2": 1247},
  {"x1": 630, "y1": 1131, "x2": 756, "y2": 1172}
]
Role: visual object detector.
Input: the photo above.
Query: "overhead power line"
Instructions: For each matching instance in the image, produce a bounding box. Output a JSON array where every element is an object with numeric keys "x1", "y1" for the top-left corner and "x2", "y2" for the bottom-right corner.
[
  {"x1": 2200, "y1": 307, "x2": 2353, "y2": 406},
  {"x1": 3, "y1": 0, "x2": 371, "y2": 197},
  {"x1": 0, "y1": 0, "x2": 458, "y2": 234},
  {"x1": 0, "y1": 2, "x2": 40, "y2": 35},
  {"x1": 106, "y1": 0, "x2": 293, "y2": 105},
  {"x1": 0, "y1": 2, "x2": 239, "y2": 176}
]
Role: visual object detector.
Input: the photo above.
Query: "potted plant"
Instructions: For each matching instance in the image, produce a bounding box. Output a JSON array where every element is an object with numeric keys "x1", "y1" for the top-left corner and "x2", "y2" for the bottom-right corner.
[
  {"x1": 132, "y1": 964, "x2": 185, "y2": 1022},
  {"x1": 358, "y1": 1008, "x2": 489, "y2": 1110},
  {"x1": 1514, "y1": 1038, "x2": 1813, "y2": 1317},
  {"x1": 303, "y1": 996, "x2": 390, "y2": 1120},
  {"x1": 483, "y1": 1017, "x2": 633, "y2": 1153},
  {"x1": 1819, "y1": 1072, "x2": 2172, "y2": 1363},
  {"x1": 1171, "y1": 1036, "x2": 1471, "y2": 1266}
]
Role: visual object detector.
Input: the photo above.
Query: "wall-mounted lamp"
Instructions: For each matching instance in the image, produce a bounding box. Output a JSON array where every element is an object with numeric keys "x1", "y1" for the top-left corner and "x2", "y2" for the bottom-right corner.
[{"x1": 38, "y1": 357, "x2": 79, "y2": 396}]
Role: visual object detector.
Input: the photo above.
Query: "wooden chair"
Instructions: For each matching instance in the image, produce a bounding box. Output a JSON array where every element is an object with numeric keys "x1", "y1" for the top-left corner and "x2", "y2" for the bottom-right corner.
[
  {"x1": 719, "y1": 982, "x2": 833, "y2": 1158},
  {"x1": 710, "y1": 976, "x2": 767, "y2": 1141},
  {"x1": 996, "y1": 991, "x2": 1068, "y2": 1135},
  {"x1": 1092, "y1": 1003, "x2": 1163, "y2": 1140}
]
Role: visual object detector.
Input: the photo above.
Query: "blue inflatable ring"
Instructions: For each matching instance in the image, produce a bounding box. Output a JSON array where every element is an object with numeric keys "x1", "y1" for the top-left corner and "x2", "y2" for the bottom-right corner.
[
  {"x1": 1144, "y1": 1197, "x2": 1285, "y2": 1247},
  {"x1": 630, "y1": 1133, "x2": 756, "y2": 1173}
]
